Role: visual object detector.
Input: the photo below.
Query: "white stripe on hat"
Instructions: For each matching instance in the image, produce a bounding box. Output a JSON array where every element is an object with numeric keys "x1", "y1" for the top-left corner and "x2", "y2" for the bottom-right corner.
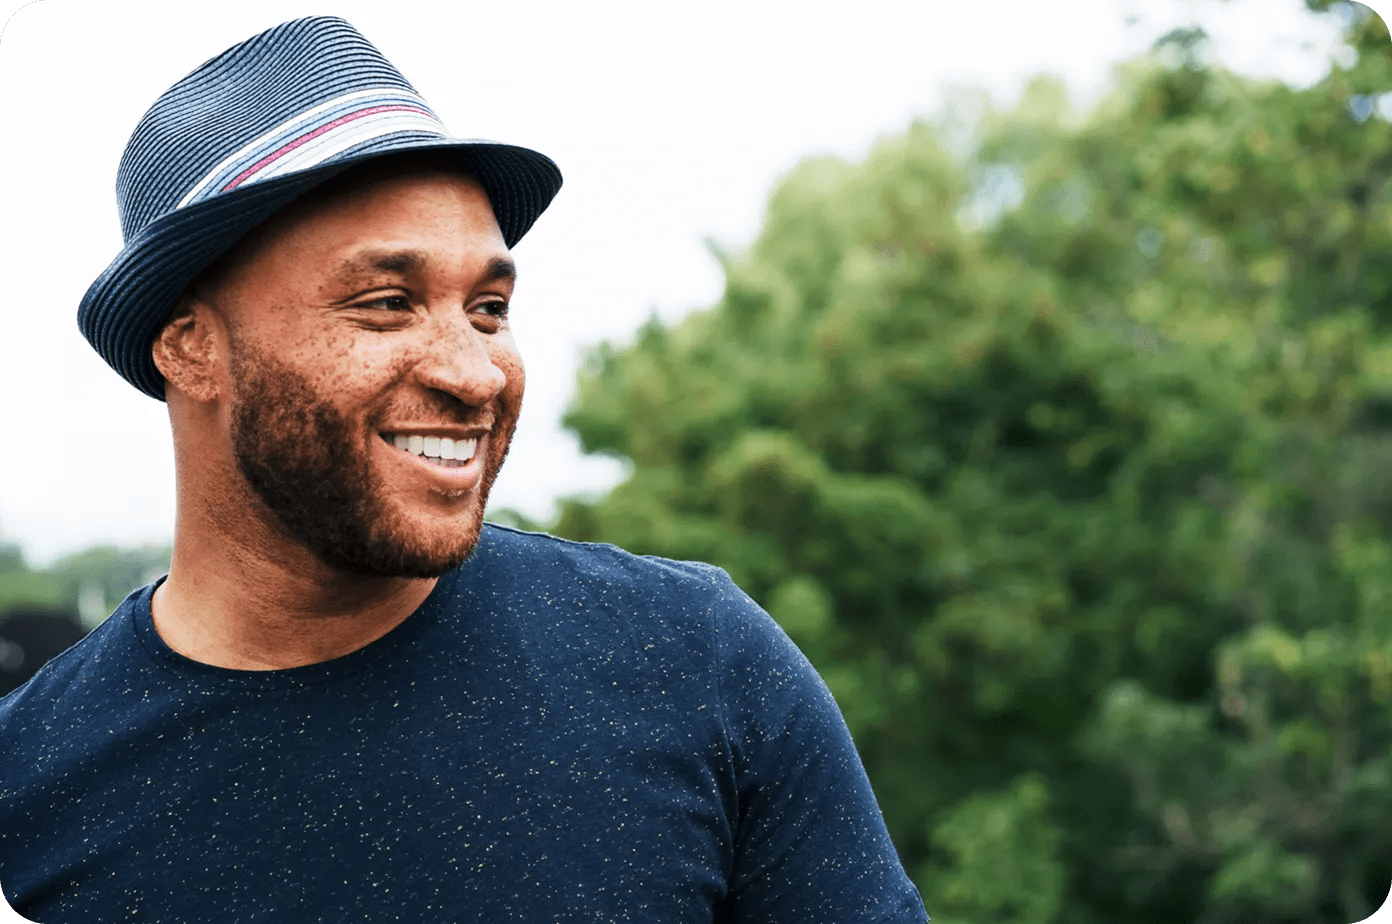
[
  {"x1": 252, "y1": 110, "x2": 448, "y2": 184},
  {"x1": 177, "y1": 88, "x2": 448, "y2": 209}
]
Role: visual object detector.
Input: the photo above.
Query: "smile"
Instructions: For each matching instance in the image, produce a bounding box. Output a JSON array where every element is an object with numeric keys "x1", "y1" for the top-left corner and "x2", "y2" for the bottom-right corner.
[{"x1": 383, "y1": 433, "x2": 480, "y2": 469}]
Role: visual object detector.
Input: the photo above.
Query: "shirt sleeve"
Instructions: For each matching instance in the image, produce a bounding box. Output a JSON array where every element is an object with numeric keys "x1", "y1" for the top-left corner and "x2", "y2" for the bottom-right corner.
[{"x1": 708, "y1": 571, "x2": 929, "y2": 923}]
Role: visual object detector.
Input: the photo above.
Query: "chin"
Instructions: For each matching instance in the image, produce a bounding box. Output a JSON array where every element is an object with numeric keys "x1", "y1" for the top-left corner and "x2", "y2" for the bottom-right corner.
[
  {"x1": 307, "y1": 484, "x2": 492, "y2": 578},
  {"x1": 356, "y1": 506, "x2": 489, "y2": 579}
]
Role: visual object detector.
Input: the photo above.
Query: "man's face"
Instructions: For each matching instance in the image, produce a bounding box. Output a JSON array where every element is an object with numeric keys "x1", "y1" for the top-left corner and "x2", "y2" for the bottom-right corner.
[{"x1": 200, "y1": 166, "x2": 523, "y2": 578}]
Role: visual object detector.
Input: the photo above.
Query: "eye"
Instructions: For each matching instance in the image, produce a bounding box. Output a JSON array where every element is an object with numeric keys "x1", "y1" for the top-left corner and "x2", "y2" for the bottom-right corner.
[
  {"x1": 360, "y1": 294, "x2": 413, "y2": 312},
  {"x1": 473, "y1": 300, "x2": 510, "y2": 320}
]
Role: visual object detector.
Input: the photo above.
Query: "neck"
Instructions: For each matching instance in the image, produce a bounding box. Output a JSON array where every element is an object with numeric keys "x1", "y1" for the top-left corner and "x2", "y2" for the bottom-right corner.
[{"x1": 152, "y1": 505, "x2": 436, "y2": 672}]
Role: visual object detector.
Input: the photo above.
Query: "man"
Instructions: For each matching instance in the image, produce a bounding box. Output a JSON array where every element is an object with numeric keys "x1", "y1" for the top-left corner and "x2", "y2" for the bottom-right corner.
[{"x1": 0, "y1": 17, "x2": 928, "y2": 923}]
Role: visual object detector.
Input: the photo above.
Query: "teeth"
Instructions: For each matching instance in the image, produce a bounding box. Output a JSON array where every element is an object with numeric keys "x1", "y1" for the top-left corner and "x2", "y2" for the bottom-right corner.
[{"x1": 388, "y1": 434, "x2": 479, "y2": 463}]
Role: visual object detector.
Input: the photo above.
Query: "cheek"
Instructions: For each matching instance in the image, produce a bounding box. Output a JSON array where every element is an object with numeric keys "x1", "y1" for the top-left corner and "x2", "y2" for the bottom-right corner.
[
  {"x1": 295, "y1": 323, "x2": 408, "y2": 384},
  {"x1": 241, "y1": 337, "x2": 401, "y2": 419},
  {"x1": 491, "y1": 340, "x2": 525, "y2": 406}
]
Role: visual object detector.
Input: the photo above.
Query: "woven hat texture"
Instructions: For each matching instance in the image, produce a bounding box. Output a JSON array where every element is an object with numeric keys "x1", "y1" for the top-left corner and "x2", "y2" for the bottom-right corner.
[{"x1": 78, "y1": 16, "x2": 562, "y2": 400}]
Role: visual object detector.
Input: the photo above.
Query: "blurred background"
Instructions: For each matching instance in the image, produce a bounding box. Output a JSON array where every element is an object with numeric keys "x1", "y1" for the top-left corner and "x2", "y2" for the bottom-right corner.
[{"x1": 3, "y1": 0, "x2": 1392, "y2": 920}]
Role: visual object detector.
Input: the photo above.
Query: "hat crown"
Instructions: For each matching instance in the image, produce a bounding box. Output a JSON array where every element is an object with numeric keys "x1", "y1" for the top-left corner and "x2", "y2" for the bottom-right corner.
[{"x1": 116, "y1": 16, "x2": 422, "y2": 241}]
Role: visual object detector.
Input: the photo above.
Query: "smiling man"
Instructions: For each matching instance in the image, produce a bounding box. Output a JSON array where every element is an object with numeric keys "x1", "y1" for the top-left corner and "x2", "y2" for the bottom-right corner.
[
  {"x1": 149, "y1": 162, "x2": 523, "y2": 670},
  {"x1": 0, "y1": 16, "x2": 928, "y2": 924}
]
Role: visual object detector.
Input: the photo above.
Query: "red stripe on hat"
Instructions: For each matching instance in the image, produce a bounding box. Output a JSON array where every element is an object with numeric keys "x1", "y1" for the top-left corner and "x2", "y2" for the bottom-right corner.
[{"x1": 222, "y1": 104, "x2": 433, "y2": 192}]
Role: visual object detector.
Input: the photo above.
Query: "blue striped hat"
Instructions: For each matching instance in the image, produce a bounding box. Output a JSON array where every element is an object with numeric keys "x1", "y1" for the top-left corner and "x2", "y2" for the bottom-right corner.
[{"x1": 78, "y1": 16, "x2": 562, "y2": 400}]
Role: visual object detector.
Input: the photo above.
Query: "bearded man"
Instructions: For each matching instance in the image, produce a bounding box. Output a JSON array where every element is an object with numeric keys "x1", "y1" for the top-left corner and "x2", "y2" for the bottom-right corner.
[{"x1": 0, "y1": 17, "x2": 928, "y2": 923}]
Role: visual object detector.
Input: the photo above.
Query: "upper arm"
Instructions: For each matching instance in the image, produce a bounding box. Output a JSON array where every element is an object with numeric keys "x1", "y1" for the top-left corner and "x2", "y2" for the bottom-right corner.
[{"x1": 709, "y1": 574, "x2": 928, "y2": 923}]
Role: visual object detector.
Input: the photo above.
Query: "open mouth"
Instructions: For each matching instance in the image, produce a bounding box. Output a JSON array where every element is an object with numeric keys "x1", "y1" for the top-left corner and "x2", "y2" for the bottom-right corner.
[{"x1": 382, "y1": 433, "x2": 480, "y2": 469}]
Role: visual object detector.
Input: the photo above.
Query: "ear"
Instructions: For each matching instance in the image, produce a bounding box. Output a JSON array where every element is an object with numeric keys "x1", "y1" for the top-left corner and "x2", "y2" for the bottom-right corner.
[{"x1": 152, "y1": 296, "x2": 223, "y2": 404}]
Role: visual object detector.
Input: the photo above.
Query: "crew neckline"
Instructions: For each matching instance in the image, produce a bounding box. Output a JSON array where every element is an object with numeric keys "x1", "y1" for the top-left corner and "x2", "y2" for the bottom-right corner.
[{"x1": 130, "y1": 568, "x2": 460, "y2": 691}]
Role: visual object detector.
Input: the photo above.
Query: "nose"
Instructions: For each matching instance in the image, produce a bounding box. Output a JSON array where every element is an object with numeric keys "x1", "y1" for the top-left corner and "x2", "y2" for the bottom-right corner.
[{"x1": 411, "y1": 316, "x2": 508, "y2": 408}]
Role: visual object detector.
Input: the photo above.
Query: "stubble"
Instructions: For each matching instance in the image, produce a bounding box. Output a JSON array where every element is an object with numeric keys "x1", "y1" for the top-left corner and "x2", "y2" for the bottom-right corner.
[{"x1": 226, "y1": 342, "x2": 511, "y2": 579}]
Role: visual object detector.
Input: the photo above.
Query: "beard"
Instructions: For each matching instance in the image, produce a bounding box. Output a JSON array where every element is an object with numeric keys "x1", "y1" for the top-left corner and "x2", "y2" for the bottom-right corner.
[{"x1": 226, "y1": 342, "x2": 514, "y2": 579}]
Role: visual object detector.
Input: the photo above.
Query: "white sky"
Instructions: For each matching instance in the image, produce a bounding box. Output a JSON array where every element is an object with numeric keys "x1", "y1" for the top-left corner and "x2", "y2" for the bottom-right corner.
[{"x1": 0, "y1": 0, "x2": 1360, "y2": 566}]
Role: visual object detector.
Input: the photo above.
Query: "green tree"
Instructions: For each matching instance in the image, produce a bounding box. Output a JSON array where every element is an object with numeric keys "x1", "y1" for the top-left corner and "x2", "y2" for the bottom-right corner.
[
  {"x1": 0, "y1": 541, "x2": 170, "y2": 629},
  {"x1": 45, "y1": 543, "x2": 172, "y2": 628},
  {"x1": 0, "y1": 544, "x2": 64, "y2": 612},
  {"x1": 552, "y1": 6, "x2": 1392, "y2": 921}
]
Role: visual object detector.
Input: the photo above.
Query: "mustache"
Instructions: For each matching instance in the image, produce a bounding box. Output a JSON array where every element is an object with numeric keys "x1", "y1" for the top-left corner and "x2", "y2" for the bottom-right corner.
[{"x1": 375, "y1": 397, "x2": 500, "y2": 431}]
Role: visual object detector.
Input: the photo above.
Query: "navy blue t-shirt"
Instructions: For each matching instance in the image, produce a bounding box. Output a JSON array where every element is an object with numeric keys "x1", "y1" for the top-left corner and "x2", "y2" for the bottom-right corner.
[{"x1": 1, "y1": 526, "x2": 927, "y2": 923}]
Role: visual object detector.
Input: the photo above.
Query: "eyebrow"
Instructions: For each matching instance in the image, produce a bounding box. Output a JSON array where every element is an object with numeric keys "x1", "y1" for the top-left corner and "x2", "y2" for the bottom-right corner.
[
  {"x1": 480, "y1": 256, "x2": 518, "y2": 284},
  {"x1": 336, "y1": 249, "x2": 518, "y2": 283}
]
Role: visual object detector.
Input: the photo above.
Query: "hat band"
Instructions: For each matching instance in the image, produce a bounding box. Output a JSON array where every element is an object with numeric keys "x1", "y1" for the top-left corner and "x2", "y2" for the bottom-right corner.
[{"x1": 176, "y1": 88, "x2": 448, "y2": 210}]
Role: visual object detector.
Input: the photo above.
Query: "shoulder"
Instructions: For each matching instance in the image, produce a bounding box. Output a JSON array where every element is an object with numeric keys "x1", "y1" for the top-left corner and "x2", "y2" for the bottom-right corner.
[
  {"x1": 474, "y1": 522, "x2": 733, "y2": 589},
  {"x1": 470, "y1": 521, "x2": 816, "y2": 688},
  {"x1": 1, "y1": 604, "x2": 128, "y2": 703},
  {"x1": 470, "y1": 523, "x2": 755, "y2": 624},
  {"x1": 462, "y1": 523, "x2": 791, "y2": 690},
  {"x1": 0, "y1": 590, "x2": 143, "y2": 751}
]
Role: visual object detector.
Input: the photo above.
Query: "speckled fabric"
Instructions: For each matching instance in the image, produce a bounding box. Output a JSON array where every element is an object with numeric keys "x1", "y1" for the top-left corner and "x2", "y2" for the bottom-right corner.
[{"x1": 1, "y1": 525, "x2": 928, "y2": 923}]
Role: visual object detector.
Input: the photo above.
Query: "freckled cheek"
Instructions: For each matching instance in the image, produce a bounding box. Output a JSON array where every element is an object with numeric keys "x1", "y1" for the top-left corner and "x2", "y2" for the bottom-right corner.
[
  {"x1": 278, "y1": 332, "x2": 397, "y2": 396},
  {"x1": 491, "y1": 344, "x2": 525, "y2": 409}
]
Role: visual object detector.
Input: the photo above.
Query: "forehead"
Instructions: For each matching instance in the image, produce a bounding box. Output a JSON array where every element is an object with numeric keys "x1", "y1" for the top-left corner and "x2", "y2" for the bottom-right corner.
[
  {"x1": 268, "y1": 160, "x2": 499, "y2": 249},
  {"x1": 297, "y1": 151, "x2": 485, "y2": 212}
]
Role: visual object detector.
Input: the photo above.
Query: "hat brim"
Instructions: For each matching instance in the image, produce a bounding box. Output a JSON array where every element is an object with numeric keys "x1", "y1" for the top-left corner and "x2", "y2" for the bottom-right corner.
[{"x1": 78, "y1": 135, "x2": 562, "y2": 401}]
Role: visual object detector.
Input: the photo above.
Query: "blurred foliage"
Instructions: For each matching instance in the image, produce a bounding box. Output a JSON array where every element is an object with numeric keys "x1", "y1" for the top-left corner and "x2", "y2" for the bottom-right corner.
[
  {"x1": 0, "y1": 541, "x2": 170, "y2": 631},
  {"x1": 554, "y1": 4, "x2": 1392, "y2": 922}
]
